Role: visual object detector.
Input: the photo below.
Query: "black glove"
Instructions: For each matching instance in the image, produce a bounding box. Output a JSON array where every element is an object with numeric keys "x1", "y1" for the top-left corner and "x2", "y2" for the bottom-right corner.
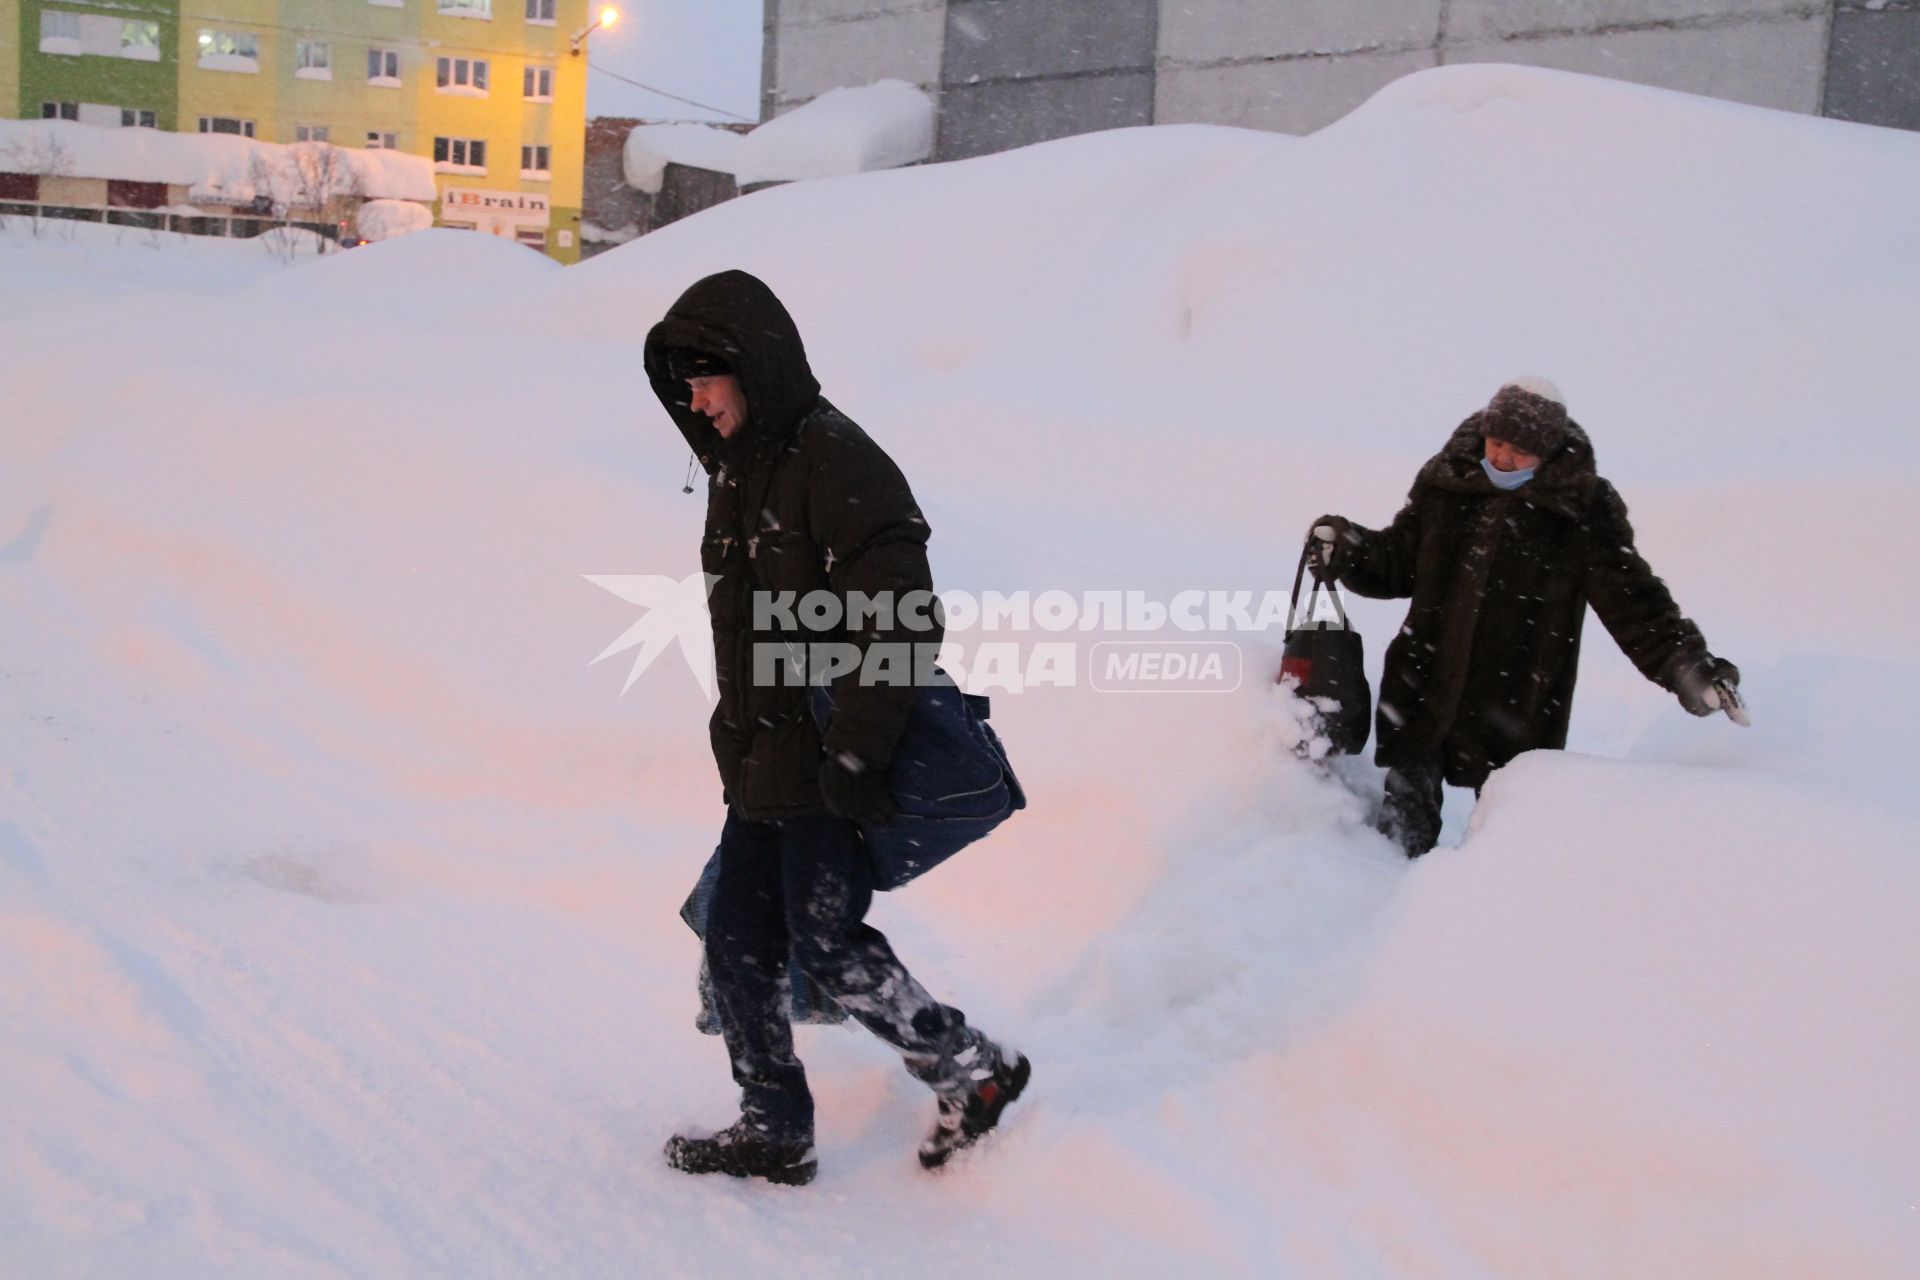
[
  {"x1": 1672, "y1": 653, "x2": 1740, "y2": 717},
  {"x1": 819, "y1": 751, "x2": 898, "y2": 826},
  {"x1": 1307, "y1": 515, "x2": 1356, "y2": 581}
]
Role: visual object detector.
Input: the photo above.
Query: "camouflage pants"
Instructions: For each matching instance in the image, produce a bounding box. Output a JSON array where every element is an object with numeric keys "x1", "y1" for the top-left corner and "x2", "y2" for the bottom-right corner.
[{"x1": 702, "y1": 808, "x2": 996, "y2": 1141}]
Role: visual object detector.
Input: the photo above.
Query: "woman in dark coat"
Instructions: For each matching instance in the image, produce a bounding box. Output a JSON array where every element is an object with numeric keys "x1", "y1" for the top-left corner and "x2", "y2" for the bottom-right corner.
[{"x1": 1313, "y1": 378, "x2": 1741, "y2": 856}]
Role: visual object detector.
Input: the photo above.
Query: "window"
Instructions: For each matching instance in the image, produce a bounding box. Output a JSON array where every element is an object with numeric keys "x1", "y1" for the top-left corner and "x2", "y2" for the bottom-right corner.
[
  {"x1": 41, "y1": 11, "x2": 154, "y2": 58},
  {"x1": 523, "y1": 66, "x2": 553, "y2": 101},
  {"x1": 199, "y1": 116, "x2": 257, "y2": 138},
  {"x1": 120, "y1": 21, "x2": 160, "y2": 59},
  {"x1": 436, "y1": 56, "x2": 488, "y2": 92},
  {"x1": 108, "y1": 180, "x2": 167, "y2": 210},
  {"x1": 41, "y1": 101, "x2": 79, "y2": 121},
  {"x1": 120, "y1": 108, "x2": 158, "y2": 128},
  {"x1": 525, "y1": 0, "x2": 555, "y2": 21},
  {"x1": 515, "y1": 227, "x2": 546, "y2": 246},
  {"x1": 39, "y1": 10, "x2": 80, "y2": 53},
  {"x1": 296, "y1": 124, "x2": 330, "y2": 143},
  {"x1": 198, "y1": 29, "x2": 261, "y2": 70},
  {"x1": 367, "y1": 47, "x2": 400, "y2": 84},
  {"x1": 432, "y1": 137, "x2": 487, "y2": 171},
  {"x1": 296, "y1": 40, "x2": 332, "y2": 79},
  {"x1": 201, "y1": 29, "x2": 259, "y2": 58},
  {"x1": 367, "y1": 131, "x2": 398, "y2": 149},
  {"x1": 438, "y1": 0, "x2": 491, "y2": 17},
  {"x1": 520, "y1": 144, "x2": 550, "y2": 176}
]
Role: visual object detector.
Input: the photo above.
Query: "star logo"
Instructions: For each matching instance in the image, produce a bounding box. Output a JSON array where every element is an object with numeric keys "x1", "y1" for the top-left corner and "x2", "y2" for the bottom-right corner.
[{"x1": 585, "y1": 571, "x2": 720, "y2": 700}]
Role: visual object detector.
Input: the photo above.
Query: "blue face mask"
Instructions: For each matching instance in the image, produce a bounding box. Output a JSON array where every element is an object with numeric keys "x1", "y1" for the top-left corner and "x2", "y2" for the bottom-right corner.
[{"x1": 1481, "y1": 456, "x2": 1535, "y2": 490}]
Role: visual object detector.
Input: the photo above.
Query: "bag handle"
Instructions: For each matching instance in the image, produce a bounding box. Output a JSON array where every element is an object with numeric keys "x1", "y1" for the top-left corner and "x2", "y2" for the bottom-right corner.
[{"x1": 1287, "y1": 535, "x2": 1351, "y2": 632}]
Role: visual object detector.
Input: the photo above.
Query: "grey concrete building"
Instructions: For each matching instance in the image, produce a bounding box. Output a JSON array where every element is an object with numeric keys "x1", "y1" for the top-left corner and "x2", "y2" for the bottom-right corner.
[{"x1": 762, "y1": 1, "x2": 1920, "y2": 160}]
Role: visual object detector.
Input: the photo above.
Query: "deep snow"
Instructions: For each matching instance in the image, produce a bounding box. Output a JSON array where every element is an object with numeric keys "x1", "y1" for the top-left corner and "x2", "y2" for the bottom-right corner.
[{"x1": 3, "y1": 65, "x2": 1919, "y2": 1277}]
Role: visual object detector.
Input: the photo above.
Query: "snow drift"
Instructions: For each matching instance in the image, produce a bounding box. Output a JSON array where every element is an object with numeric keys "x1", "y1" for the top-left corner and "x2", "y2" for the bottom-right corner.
[{"x1": 3, "y1": 65, "x2": 1918, "y2": 1278}]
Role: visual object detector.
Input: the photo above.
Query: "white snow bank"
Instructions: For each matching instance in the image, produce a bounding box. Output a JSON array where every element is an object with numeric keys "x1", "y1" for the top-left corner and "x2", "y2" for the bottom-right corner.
[
  {"x1": 621, "y1": 122, "x2": 744, "y2": 195},
  {"x1": 0, "y1": 118, "x2": 436, "y2": 203},
  {"x1": 733, "y1": 79, "x2": 933, "y2": 186},
  {"x1": 355, "y1": 197, "x2": 434, "y2": 241},
  {"x1": 1248, "y1": 751, "x2": 1920, "y2": 1275},
  {"x1": 0, "y1": 214, "x2": 346, "y2": 275}
]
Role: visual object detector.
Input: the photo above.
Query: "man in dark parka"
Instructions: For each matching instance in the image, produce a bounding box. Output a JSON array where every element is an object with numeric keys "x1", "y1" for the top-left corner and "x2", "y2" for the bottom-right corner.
[
  {"x1": 644, "y1": 270, "x2": 1027, "y2": 1185},
  {"x1": 1313, "y1": 378, "x2": 1741, "y2": 857}
]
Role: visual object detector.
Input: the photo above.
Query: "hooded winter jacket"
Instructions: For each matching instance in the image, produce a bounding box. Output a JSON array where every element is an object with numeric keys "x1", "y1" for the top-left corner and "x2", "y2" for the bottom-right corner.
[
  {"x1": 1335, "y1": 414, "x2": 1707, "y2": 789},
  {"x1": 644, "y1": 271, "x2": 939, "y2": 819}
]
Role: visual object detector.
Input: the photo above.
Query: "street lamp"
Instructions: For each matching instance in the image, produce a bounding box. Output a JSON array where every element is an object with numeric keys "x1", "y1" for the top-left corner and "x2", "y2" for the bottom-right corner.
[{"x1": 569, "y1": 5, "x2": 618, "y2": 56}]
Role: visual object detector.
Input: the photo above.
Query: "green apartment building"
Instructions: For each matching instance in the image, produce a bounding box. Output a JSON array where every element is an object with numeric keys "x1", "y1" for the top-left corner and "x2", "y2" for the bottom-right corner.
[{"x1": 13, "y1": 0, "x2": 179, "y2": 129}]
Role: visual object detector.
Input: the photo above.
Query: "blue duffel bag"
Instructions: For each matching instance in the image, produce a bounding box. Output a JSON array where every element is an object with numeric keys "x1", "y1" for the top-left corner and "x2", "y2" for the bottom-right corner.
[{"x1": 809, "y1": 673, "x2": 1025, "y2": 890}]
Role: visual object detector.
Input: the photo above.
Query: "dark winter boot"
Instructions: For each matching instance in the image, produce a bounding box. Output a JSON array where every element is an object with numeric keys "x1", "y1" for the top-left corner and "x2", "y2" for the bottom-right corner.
[
  {"x1": 664, "y1": 1120, "x2": 817, "y2": 1187},
  {"x1": 918, "y1": 1053, "x2": 1031, "y2": 1171}
]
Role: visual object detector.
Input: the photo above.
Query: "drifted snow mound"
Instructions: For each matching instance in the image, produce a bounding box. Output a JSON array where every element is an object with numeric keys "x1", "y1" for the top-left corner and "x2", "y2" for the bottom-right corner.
[
  {"x1": 3, "y1": 63, "x2": 1920, "y2": 1278},
  {"x1": 355, "y1": 198, "x2": 434, "y2": 242}
]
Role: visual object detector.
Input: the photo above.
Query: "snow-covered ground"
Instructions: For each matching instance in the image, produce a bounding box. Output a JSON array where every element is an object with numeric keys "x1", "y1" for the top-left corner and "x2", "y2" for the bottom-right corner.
[{"x1": 4, "y1": 65, "x2": 1918, "y2": 1277}]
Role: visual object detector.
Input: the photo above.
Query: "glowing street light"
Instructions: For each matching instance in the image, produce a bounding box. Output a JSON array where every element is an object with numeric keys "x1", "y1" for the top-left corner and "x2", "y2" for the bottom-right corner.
[{"x1": 569, "y1": 5, "x2": 618, "y2": 56}]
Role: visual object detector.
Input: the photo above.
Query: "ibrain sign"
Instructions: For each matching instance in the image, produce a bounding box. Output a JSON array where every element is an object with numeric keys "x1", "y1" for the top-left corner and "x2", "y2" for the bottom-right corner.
[{"x1": 441, "y1": 188, "x2": 551, "y2": 232}]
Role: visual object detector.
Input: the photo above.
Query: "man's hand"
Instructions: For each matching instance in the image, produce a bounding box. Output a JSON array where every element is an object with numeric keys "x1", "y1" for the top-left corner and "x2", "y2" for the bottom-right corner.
[
  {"x1": 1674, "y1": 654, "x2": 1742, "y2": 718},
  {"x1": 1308, "y1": 515, "x2": 1355, "y2": 580},
  {"x1": 820, "y1": 751, "x2": 898, "y2": 826}
]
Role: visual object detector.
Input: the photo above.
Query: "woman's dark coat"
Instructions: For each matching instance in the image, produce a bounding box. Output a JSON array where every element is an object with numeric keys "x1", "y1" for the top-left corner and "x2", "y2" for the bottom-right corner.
[
  {"x1": 645, "y1": 270, "x2": 938, "y2": 820},
  {"x1": 1336, "y1": 415, "x2": 1706, "y2": 789}
]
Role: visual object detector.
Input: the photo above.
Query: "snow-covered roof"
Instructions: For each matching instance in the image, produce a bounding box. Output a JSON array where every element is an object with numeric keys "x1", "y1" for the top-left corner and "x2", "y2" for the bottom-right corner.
[
  {"x1": 621, "y1": 123, "x2": 744, "y2": 195},
  {"x1": 732, "y1": 80, "x2": 934, "y2": 188},
  {"x1": 0, "y1": 118, "x2": 437, "y2": 204}
]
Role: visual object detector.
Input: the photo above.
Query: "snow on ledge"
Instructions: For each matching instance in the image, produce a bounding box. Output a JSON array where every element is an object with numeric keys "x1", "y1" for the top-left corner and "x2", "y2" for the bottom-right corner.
[
  {"x1": 621, "y1": 123, "x2": 743, "y2": 195},
  {"x1": 732, "y1": 80, "x2": 933, "y2": 188},
  {"x1": 198, "y1": 53, "x2": 261, "y2": 74},
  {"x1": 0, "y1": 118, "x2": 438, "y2": 203},
  {"x1": 579, "y1": 220, "x2": 638, "y2": 245}
]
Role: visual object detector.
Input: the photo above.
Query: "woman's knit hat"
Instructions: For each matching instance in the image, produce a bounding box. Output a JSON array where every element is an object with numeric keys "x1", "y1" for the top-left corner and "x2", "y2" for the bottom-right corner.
[{"x1": 1481, "y1": 376, "x2": 1569, "y2": 457}]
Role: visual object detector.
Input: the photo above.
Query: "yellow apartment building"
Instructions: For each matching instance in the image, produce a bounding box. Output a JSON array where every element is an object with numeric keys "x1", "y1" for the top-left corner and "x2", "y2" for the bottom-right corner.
[{"x1": 11, "y1": 0, "x2": 588, "y2": 260}]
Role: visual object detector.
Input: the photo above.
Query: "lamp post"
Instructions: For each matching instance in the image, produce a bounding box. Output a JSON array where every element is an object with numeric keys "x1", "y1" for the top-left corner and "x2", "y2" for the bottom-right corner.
[{"x1": 569, "y1": 5, "x2": 618, "y2": 56}]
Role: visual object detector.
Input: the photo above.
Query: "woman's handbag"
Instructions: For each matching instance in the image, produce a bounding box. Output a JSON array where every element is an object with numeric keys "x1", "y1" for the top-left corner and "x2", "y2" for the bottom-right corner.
[{"x1": 1277, "y1": 537, "x2": 1372, "y2": 756}]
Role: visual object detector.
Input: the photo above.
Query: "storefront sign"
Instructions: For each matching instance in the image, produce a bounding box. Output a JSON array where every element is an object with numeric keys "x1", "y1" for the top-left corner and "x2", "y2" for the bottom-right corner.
[{"x1": 440, "y1": 187, "x2": 551, "y2": 229}]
